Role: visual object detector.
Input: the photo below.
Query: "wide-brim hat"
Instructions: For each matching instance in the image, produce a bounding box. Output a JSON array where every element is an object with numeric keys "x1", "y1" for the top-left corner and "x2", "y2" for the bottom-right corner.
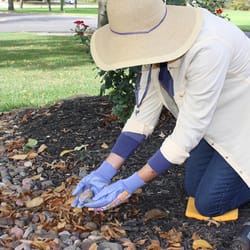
[{"x1": 90, "y1": 0, "x2": 203, "y2": 71}]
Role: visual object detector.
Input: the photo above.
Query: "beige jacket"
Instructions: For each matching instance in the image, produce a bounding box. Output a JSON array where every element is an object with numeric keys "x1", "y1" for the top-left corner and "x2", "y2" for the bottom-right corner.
[{"x1": 122, "y1": 9, "x2": 250, "y2": 187}]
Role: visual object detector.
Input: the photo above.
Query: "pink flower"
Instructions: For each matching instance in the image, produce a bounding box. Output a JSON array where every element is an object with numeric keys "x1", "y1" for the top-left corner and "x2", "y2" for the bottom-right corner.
[{"x1": 74, "y1": 20, "x2": 84, "y2": 25}]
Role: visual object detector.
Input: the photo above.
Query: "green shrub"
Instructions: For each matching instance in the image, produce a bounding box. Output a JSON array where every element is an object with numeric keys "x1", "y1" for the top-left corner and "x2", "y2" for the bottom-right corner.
[
  {"x1": 98, "y1": 67, "x2": 140, "y2": 123},
  {"x1": 229, "y1": 0, "x2": 250, "y2": 10},
  {"x1": 187, "y1": 0, "x2": 226, "y2": 16}
]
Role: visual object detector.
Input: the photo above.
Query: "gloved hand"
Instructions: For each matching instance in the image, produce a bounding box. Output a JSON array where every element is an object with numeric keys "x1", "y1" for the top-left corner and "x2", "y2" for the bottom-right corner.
[
  {"x1": 71, "y1": 161, "x2": 117, "y2": 208},
  {"x1": 84, "y1": 172, "x2": 145, "y2": 211}
]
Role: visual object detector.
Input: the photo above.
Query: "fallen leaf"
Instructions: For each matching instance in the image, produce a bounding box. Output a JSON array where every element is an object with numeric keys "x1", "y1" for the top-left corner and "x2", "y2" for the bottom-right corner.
[
  {"x1": 89, "y1": 243, "x2": 98, "y2": 250},
  {"x1": 167, "y1": 247, "x2": 184, "y2": 250},
  {"x1": 31, "y1": 174, "x2": 42, "y2": 180},
  {"x1": 66, "y1": 197, "x2": 75, "y2": 205},
  {"x1": 26, "y1": 151, "x2": 38, "y2": 159},
  {"x1": 37, "y1": 144, "x2": 47, "y2": 153},
  {"x1": 122, "y1": 241, "x2": 137, "y2": 250},
  {"x1": 146, "y1": 239, "x2": 161, "y2": 250},
  {"x1": 54, "y1": 182, "x2": 65, "y2": 193},
  {"x1": 60, "y1": 149, "x2": 74, "y2": 157},
  {"x1": 192, "y1": 232, "x2": 201, "y2": 241},
  {"x1": 5, "y1": 138, "x2": 25, "y2": 151},
  {"x1": 31, "y1": 240, "x2": 53, "y2": 250},
  {"x1": 59, "y1": 144, "x2": 88, "y2": 156},
  {"x1": 160, "y1": 228, "x2": 182, "y2": 245},
  {"x1": 207, "y1": 219, "x2": 221, "y2": 227},
  {"x1": 192, "y1": 239, "x2": 213, "y2": 250},
  {"x1": 100, "y1": 225, "x2": 126, "y2": 240},
  {"x1": 74, "y1": 144, "x2": 88, "y2": 151},
  {"x1": 57, "y1": 221, "x2": 66, "y2": 230},
  {"x1": 144, "y1": 208, "x2": 168, "y2": 222},
  {"x1": 101, "y1": 142, "x2": 109, "y2": 149},
  {"x1": 26, "y1": 197, "x2": 44, "y2": 208},
  {"x1": 136, "y1": 239, "x2": 148, "y2": 245},
  {"x1": 9, "y1": 154, "x2": 27, "y2": 160}
]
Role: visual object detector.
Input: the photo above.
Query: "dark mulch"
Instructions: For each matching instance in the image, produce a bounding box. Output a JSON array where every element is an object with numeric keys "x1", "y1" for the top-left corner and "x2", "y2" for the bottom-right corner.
[{"x1": 1, "y1": 95, "x2": 249, "y2": 249}]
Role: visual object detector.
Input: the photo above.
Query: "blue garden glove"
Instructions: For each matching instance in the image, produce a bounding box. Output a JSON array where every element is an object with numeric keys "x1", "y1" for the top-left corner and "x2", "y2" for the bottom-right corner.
[
  {"x1": 71, "y1": 161, "x2": 117, "y2": 208},
  {"x1": 84, "y1": 172, "x2": 145, "y2": 211}
]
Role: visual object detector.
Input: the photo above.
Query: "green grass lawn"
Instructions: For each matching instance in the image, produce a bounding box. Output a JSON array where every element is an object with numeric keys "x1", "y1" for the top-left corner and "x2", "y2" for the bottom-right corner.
[
  {"x1": 12, "y1": 7, "x2": 98, "y2": 16},
  {"x1": 224, "y1": 9, "x2": 250, "y2": 31},
  {"x1": 0, "y1": 33, "x2": 100, "y2": 112}
]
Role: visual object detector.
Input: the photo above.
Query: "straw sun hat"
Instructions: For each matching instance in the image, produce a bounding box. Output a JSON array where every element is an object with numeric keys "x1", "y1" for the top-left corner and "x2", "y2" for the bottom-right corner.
[{"x1": 90, "y1": 0, "x2": 204, "y2": 71}]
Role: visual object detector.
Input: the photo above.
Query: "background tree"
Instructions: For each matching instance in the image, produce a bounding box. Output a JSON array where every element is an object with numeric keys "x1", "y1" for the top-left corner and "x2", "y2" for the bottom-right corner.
[
  {"x1": 8, "y1": 0, "x2": 14, "y2": 10},
  {"x1": 60, "y1": 0, "x2": 64, "y2": 11},
  {"x1": 47, "y1": 0, "x2": 52, "y2": 12},
  {"x1": 98, "y1": 0, "x2": 108, "y2": 28}
]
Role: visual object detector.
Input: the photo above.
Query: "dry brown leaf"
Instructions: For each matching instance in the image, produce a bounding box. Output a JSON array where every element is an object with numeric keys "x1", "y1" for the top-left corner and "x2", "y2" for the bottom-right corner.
[
  {"x1": 9, "y1": 154, "x2": 27, "y2": 160},
  {"x1": 167, "y1": 247, "x2": 184, "y2": 250},
  {"x1": 26, "y1": 197, "x2": 44, "y2": 208},
  {"x1": 54, "y1": 182, "x2": 65, "y2": 193},
  {"x1": 52, "y1": 161, "x2": 66, "y2": 170},
  {"x1": 39, "y1": 213, "x2": 47, "y2": 223},
  {"x1": 192, "y1": 239, "x2": 213, "y2": 250},
  {"x1": 136, "y1": 239, "x2": 148, "y2": 245},
  {"x1": 144, "y1": 208, "x2": 168, "y2": 222},
  {"x1": 5, "y1": 138, "x2": 25, "y2": 151},
  {"x1": 101, "y1": 142, "x2": 109, "y2": 149},
  {"x1": 37, "y1": 144, "x2": 47, "y2": 153},
  {"x1": 66, "y1": 197, "x2": 75, "y2": 205},
  {"x1": 146, "y1": 239, "x2": 161, "y2": 250},
  {"x1": 207, "y1": 219, "x2": 221, "y2": 227},
  {"x1": 192, "y1": 232, "x2": 201, "y2": 241},
  {"x1": 26, "y1": 151, "x2": 38, "y2": 159},
  {"x1": 89, "y1": 243, "x2": 98, "y2": 250},
  {"x1": 122, "y1": 241, "x2": 137, "y2": 250},
  {"x1": 74, "y1": 225, "x2": 89, "y2": 231},
  {"x1": 101, "y1": 225, "x2": 125, "y2": 240},
  {"x1": 31, "y1": 174, "x2": 42, "y2": 180},
  {"x1": 31, "y1": 240, "x2": 52, "y2": 250},
  {"x1": 57, "y1": 221, "x2": 66, "y2": 230},
  {"x1": 73, "y1": 207, "x2": 83, "y2": 214},
  {"x1": 160, "y1": 228, "x2": 182, "y2": 244}
]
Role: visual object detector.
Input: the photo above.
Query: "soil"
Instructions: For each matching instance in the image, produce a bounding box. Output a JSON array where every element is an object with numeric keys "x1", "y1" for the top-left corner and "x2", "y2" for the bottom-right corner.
[{"x1": 0, "y1": 95, "x2": 249, "y2": 250}]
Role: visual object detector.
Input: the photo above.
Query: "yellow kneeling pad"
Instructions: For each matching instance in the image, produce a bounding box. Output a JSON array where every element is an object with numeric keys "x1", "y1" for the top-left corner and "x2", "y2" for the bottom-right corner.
[{"x1": 185, "y1": 197, "x2": 238, "y2": 221}]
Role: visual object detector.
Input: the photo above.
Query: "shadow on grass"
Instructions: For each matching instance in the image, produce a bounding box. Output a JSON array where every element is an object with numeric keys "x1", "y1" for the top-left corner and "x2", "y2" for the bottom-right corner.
[{"x1": 0, "y1": 35, "x2": 93, "y2": 70}]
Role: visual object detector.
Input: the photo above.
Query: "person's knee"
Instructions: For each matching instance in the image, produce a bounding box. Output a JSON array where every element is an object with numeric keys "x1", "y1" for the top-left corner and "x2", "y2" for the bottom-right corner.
[
  {"x1": 185, "y1": 181, "x2": 196, "y2": 197},
  {"x1": 195, "y1": 195, "x2": 221, "y2": 217}
]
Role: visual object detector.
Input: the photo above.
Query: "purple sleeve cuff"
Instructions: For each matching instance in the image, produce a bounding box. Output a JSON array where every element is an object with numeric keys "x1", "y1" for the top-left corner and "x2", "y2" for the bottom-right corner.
[
  {"x1": 147, "y1": 150, "x2": 172, "y2": 175},
  {"x1": 123, "y1": 172, "x2": 145, "y2": 194},
  {"x1": 111, "y1": 132, "x2": 145, "y2": 160}
]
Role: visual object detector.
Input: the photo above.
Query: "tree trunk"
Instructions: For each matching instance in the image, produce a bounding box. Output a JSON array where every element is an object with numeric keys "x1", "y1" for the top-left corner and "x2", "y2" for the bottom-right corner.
[
  {"x1": 60, "y1": 0, "x2": 64, "y2": 11},
  {"x1": 8, "y1": 0, "x2": 14, "y2": 10},
  {"x1": 20, "y1": 0, "x2": 24, "y2": 9},
  {"x1": 98, "y1": 0, "x2": 108, "y2": 28},
  {"x1": 47, "y1": 0, "x2": 52, "y2": 12},
  {"x1": 74, "y1": 0, "x2": 77, "y2": 8}
]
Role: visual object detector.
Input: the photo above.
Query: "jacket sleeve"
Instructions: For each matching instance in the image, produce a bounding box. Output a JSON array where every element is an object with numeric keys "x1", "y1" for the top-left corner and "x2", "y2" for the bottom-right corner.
[
  {"x1": 122, "y1": 65, "x2": 163, "y2": 137},
  {"x1": 161, "y1": 39, "x2": 232, "y2": 164}
]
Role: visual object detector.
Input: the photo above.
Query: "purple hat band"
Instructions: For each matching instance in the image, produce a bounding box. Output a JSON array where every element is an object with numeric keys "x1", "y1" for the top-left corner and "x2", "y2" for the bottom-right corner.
[{"x1": 110, "y1": 7, "x2": 167, "y2": 35}]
